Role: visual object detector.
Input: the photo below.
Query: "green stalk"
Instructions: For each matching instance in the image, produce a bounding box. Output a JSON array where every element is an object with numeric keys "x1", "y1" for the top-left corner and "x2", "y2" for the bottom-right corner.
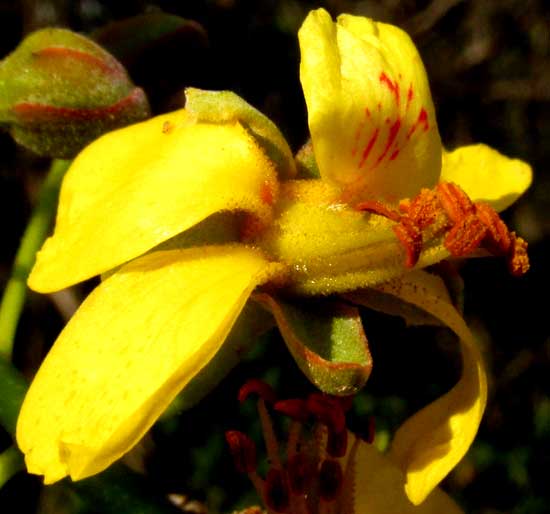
[
  {"x1": 0, "y1": 159, "x2": 70, "y2": 358},
  {"x1": 0, "y1": 446, "x2": 24, "y2": 488}
]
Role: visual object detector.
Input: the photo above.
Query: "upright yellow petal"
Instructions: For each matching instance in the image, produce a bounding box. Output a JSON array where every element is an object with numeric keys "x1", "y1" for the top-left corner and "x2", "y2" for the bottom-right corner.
[
  {"x1": 441, "y1": 144, "x2": 532, "y2": 212},
  {"x1": 299, "y1": 9, "x2": 441, "y2": 203},
  {"x1": 17, "y1": 245, "x2": 282, "y2": 483},
  {"x1": 28, "y1": 109, "x2": 278, "y2": 292},
  {"x1": 352, "y1": 439, "x2": 464, "y2": 514},
  {"x1": 375, "y1": 271, "x2": 487, "y2": 505}
]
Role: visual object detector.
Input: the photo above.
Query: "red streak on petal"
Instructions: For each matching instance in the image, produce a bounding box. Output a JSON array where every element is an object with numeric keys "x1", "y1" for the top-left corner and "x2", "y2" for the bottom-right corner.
[
  {"x1": 406, "y1": 85, "x2": 414, "y2": 110},
  {"x1": 365, "y1": 107, "x2": 371, "y2": 118},
  {"x1": 379, "y1": 72, "x2": 400, "y2": 105},
  {"x1": 406, "y1": 107, "x2": 429, "y2": 139},
  {"x1": 389, "y1": 148, "x2": 400, "y2": 161},
  {"x1": 358, "y1": 128, "x2": 379, "y2": 169},
  {"x1": 351, "y1": 119, "x2": 366, "y2": 157},
  {"x1": 374, "y1": 119, "x2": 401, "y2": 167},
  {"x1": 377, "y1": 102, "x2": 381, "y2": 111}
]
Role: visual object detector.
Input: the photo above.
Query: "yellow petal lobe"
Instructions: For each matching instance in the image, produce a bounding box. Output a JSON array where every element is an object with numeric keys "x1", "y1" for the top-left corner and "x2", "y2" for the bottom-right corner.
[
  {"x1": 28, "y1": 109, "x2": 278, "y2": 292},
  {"x1": 17, "y1": 245, "x2": 282, "y2": 483},
  {"x1": 375, "y1": 271, "x2": 487, "y2": 505},
  {"x1": 352, "y1": 439, "x2": 464, "y2": 514},
  {"x1": 441, "y1": 144, "x2": 532, "y2": 212},
  {"x1": 299, "y1": 9, "x2": 441, "y2": 203}
]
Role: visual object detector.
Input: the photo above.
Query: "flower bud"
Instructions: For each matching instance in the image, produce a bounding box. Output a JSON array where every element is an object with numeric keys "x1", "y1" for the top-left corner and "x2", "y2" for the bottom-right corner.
[{"x1": 0, "y1": 28, "x2": 150, "y2": 158}]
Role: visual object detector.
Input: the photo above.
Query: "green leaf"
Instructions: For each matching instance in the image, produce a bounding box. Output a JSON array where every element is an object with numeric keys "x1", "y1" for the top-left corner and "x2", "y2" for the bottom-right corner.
[{"x1": 253, "y1": 293, "x2": 372, "y2": 395}]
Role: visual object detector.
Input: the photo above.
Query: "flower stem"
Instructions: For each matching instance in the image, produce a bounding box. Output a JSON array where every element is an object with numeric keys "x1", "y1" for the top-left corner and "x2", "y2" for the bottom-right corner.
[{"x1": 0, "y1": 159, "x2": 70, "y2": 359}]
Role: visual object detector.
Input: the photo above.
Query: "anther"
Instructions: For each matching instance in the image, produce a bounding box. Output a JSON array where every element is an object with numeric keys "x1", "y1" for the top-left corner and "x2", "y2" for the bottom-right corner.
[
  {"x1": 225, "y1": 431, "x2": 257, "y2": 473},
  {"x1": 264, "y1": 468, "x2": 290, "y2": 513},
  {"x1": 306, "y1": 394, "x2": 346, "y2": 433},
  {"x1": 509, "y1": 233, "x2": 530, "y2": 276},
  {"x1": 318, "y1": 459, "x2": 344, "y2": 502},
  {"x1": 238, "y1": 379, "x2": 277, "y2": 404},
  {"x1": 475, "y1": 202, "x2": 512, "y2": 255},
  {"x1": 274, "y1": 399, "x2": 310, "y2": 423},
  {"x1": 355, "y1": 200, "x2": 402, "y2": 222}
]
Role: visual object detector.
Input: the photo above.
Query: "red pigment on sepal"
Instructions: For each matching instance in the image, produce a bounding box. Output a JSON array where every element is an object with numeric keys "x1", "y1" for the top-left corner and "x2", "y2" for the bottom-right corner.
[
  {"x1": 225, "y1": 431, "x2": 257, "y2": 473},
  {"x1": 12, "y1": 87, "x2": 146, "y2": 124},
  {"x1": 238, "y1": 379, "x2": 277, "y2": 404},
  {"x1": 34, "y1": 46, "x2": 121, "y2": 75}
]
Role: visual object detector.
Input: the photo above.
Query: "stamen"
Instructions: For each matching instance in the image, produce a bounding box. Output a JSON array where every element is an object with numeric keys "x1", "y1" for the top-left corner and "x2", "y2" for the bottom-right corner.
[
  {"x1": 355, "y1": 200, "x2": 401, "y2": 222},
  {"x1": 274, "y1": 399, "x2": 310, "y2": 423},
  {"x1": 326, "y1": 428, "x2": 348, "y2": 458},
  {"x1": 239, "y1": 379, "x2": 277, "y2": 404},
  {"x1": 436, "y1": 182, "x2": 475, "y2": 222},
  {"x1": 264, "y1": 468, "x2": 290, "y2": 513},
  {"x1": 475, "y1": 202, "x2": 512, "y2": 255},
  {"x1": 225, "y1": 430, "x2": 257, "y2": 473},
  {"x1": 443, "y1": 214, "x2": 487, "y2": 257},
  {"x1": 287, "y1": 453, "x2": 315, "y2": 495},
  {"x1": 318, "y1": 459, "x2": 344, "y2": 502},
  {"x1": 306, "y1": 394, "x2": 346, "y2": 433},
  {"x1": 258, "y1": 398, "x2": 283, "y2": 470},
  {"x1": 509, "y1": 233, "x2": 530, "y2": 276},
  {"x1": 337, "y1": 436, "x2": 360, "y2": 514},
  {"x1": 393, "y1": 217, "x2": 422, "y2": 268}
]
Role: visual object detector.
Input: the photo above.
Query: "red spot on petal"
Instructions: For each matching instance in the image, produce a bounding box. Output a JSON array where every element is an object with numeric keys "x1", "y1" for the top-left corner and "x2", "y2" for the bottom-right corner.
[{"x1": 358, "y1": 128, "x2": 379, "y2": 169}]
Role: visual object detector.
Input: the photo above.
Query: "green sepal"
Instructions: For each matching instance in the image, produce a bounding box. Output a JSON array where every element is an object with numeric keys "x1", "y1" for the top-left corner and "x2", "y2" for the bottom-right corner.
[
  {"x1": 253, "y1": 293, "x2": 372, "y2": 396},
  {"x1": 345, "y1": 288, "x2": 442, "y2": 327},
  {"x1": 295, "y1": 139, "x2": 320, "y2": 178},
  {"x1": 185, "y1": 88, "x2": 296, "y2": 179}
]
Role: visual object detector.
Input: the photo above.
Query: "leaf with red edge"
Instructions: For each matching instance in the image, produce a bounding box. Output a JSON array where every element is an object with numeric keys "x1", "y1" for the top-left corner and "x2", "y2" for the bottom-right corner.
[{"x1": 253, "y1": 294, "x2": 372, "y2": 396}]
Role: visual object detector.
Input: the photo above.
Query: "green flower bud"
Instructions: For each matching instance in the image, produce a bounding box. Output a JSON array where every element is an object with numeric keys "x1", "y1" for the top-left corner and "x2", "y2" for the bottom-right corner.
[{"x1": 0, "y1": 28, "x2": 150, "y2": 158}]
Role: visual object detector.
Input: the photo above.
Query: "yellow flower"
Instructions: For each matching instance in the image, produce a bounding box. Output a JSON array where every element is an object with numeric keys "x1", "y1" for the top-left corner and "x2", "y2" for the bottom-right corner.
[{"x1": 17, "y1": 7, "x2": 531, "y2": 508}]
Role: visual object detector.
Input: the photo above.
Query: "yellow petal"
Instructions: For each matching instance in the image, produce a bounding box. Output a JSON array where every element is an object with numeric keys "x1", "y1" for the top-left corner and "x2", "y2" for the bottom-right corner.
[
  {"x1": 17, "y1": 245, "x2": 282, "y2": 483},
  {"x1": 375, "y1": 271, "x2": 487, "y2": 505},
  {"x1": 351, "y1": 439, "x2": 464, "y2": 514},
  {"x1": 441, "y1": 144, "x2": 532, "y2": 212},
  {"x1": 299, "y1": 9, "x2": 441, "y2": 203},
  {"x1": 28, "y1": 109, "x2": 278, "y2": 292}
]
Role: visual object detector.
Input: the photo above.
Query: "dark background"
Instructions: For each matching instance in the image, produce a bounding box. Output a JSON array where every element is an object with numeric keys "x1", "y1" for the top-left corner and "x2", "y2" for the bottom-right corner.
[{"x1": 0, "y1": 1, "x2": 549, "y2": 513}]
